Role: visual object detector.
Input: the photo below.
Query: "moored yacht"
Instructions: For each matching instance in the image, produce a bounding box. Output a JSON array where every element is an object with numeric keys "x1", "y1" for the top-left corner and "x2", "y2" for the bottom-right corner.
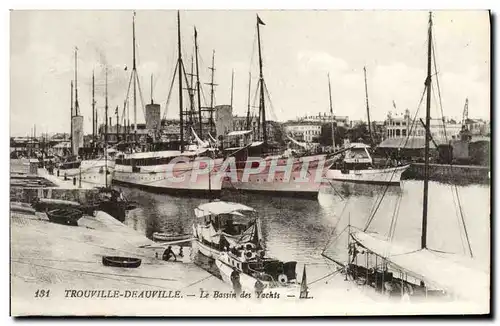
[
  {"x1": 112, "y1": 12, "x2": 223, "y2": 196},
  {"x1": 192, "y1": 201, "x2": 257, "y2": 259},
  {"x1": 220, "y1": 15, "x2": 331, "y2": 198},
  {"x1": 322, "y1": 143, "x2": 409, "y2": 186},
  {"x1": 113, "y1": 149, "x2": 223, "y2": 195}
]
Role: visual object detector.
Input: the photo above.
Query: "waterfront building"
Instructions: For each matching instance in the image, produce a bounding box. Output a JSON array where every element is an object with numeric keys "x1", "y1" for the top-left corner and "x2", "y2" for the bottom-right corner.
[
  {"x1": 299, "y1": 112, "x2": 350, "y2": 127},
  {"x1": 283, "y1": 121, "x2": 322, "y2": 143},
  {"x1": 385, "y1": 109, "x2": 462, "y2": 142}
]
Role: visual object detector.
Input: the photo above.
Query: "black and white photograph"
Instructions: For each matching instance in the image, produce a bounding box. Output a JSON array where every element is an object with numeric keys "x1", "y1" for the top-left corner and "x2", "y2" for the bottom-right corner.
[{"x1": 9, "y1": 9, "x2": 491, "y2": 316}]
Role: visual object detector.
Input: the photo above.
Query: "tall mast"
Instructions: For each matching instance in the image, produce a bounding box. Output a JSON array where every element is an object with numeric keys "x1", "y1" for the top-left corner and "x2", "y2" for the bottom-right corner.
[
  {"x1": 92, "y1": 70, "x2": 95, "y2": 145},
  {"x1": 150, "y1": 74, "x2": 154, "y2": 104},
  {"x1": 122, "y1": 100, "x2": 127, "y2": 140},
  {"x1": 208, "y1": 50, "x2": 216, "y2": 134},
  {"x1": 188, "y1": 55, "x2": 195, "y2": 127},
  {"x1": 132, "y1": 11, "x2": 137, "y2": 141},
  {"x1": 328, "y1": 73, "x2": 335, "y2": 149},
  {"x1": 177, "y1": 11, "x2": 184, "y2": 152},
  {"x1": 256, "y1": 15, "x2": 267, "y2": 144},
  {"x1": 74, "y1": 47, "x2": 79, "y2": 116},
  {"x1": 421, "y1": 12, "x2": 433, "y2": 250},
  {"x1": 116, "y1": 105, "x2": 120, "y2": 144},
  {"x1": 105, "y1": 66, "x2": 109, "y2": 188},
  {"x1": 462, "y1": 97, "x2": 469, "y2": 130},
  {"x1": 230, "y1": 69, "x2": 235, "y2": 109},
  {"x1": 105, "y1": 67, "x2": 109, "y2": 146},
  {"x1": 194, "y1": 27, "x2": 203, "y2": 138},
  {"x1": 363, "y1": 66, "x2": 373, "y2": 144},
  {"x1": 70, "y1": 80, "x2": 73, "y2": 152},
  {"x1": 246, "y1": 72, "x2": 251, "y2": 130}
]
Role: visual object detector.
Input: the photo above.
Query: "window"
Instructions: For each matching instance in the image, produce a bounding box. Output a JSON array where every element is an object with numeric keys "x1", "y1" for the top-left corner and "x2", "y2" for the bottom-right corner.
[
  {"x1": 396, "y1": 129, "x2": 401, "y2": 136},
  {"x1": 402, "y1": 130, "x2": 407, "y2": 137}
]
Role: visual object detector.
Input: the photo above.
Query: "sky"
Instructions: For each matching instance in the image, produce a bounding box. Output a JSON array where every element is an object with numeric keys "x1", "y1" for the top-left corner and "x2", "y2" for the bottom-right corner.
[{"x1": 10, "y1": 10, "x2": 490, "y2": 137}]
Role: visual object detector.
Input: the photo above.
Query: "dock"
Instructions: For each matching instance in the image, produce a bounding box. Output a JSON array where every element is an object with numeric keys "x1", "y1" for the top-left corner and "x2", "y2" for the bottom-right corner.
[
  {"x1": 11, "y1": 209, "x2": 228, "y2": 316},
  {"x1": 404, "y1": 163, "x2": 490, "y2": 184}
]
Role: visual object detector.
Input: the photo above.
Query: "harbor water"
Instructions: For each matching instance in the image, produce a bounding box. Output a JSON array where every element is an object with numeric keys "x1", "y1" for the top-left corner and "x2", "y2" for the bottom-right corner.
[{"x1": 118, "y1": 180, "x2": 490, "y2": 288}]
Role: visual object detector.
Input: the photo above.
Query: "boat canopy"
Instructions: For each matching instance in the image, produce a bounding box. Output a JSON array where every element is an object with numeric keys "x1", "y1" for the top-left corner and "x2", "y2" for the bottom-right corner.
[
  {"x1": 194, "y1": 201, "x2": 255, "y2": 218},
  {"x1": 227, "y1": 130, "x2": 252, "y2": 137},
  {"x1": 352, "y1": 231, "x2": 489, "y2": 304}
]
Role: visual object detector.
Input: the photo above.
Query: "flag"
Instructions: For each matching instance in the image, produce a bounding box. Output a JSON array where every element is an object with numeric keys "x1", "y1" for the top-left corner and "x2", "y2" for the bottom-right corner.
[
  {"x1": 392, "y1": 100, "x2": 397, "y2": 109},
  {"x1": 115, "y1": 106, "x2": 118, "y2": 115},
  {"x1": 257, "y1": 15, "x2": 265, "y2": 25}
]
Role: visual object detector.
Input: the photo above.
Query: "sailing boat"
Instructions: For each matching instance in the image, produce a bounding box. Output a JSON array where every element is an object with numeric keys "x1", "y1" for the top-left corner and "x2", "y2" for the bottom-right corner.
[
  {"x1": 221, "y1": 14, "x2": 331, "y2": 198},
  {"x1": 113, "y1": 12, "x2": 224, "y2": 196},
  {"x1": 325, "y1": 13, "x2": 488, "y2": 304},
  {"x1": 321, "y1": 69, "x2": 409, "y2": 187},
  {"x1": 56, "y1": 48, "x2": 115, "y2": 188}
]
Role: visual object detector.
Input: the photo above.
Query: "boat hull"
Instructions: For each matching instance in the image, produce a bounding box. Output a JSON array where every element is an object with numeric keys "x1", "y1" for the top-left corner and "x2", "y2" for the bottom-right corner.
[
  {"x1": 56, "y1": 158, "x2": 114, "y2": 188},
  {"x1": 322, "y1": 164, "x2": 410, "y2": 186},
  {"x1": 215, "y1": 257, "x2": 300, "y2": 297},
  {"x1": 152, "y1": 232, "x2": 191, "y2": 242},
  {"x1": 222, "y1": 155, "x2": 329, "y2": 198},
  {"x1": 192, "y1": 240, "x2": 222, "y2": 260},
  {"x1": 113, "y1": 158, "x2": 223, "y2": 196}
]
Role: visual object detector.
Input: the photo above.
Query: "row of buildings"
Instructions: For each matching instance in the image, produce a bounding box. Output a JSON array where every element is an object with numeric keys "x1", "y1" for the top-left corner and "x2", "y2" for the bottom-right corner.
[{"x1": 12, "y1": 103, "x2": 490, "y2": 158}]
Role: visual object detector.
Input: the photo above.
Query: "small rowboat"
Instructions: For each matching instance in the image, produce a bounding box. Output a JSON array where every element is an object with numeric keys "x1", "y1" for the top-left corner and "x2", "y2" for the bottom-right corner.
[
  {"x1": 102, "y1": 256, "x2": 142, "y2": 268},
  {"x1": 32, "y1": 198, "x2": 81, "y2": 213},
  {"x1": 46, "y1": 208, "x2": 83, "y2": 226},
  {"x1": 152, "y1": 232, "x2": 191, "y2": 243},
  {"x1": 10, "y1": 202, "x2": 36, "y2": 215}
]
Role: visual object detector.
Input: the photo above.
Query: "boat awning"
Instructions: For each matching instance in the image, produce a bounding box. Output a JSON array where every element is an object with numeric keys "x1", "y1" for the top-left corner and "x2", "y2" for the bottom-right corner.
[
  {"x1": 227, "y1": 130, "x2": 252, "y2": 137},
  {"x1": 352, "y1": 231, "x2": 489, "y2": 304},
  {"x1": 194, "y1": 201, "x2": 255, "y2": 218}
]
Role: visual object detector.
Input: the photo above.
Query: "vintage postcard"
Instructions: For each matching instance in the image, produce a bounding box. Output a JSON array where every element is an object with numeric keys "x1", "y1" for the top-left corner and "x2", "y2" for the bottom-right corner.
[{"x1": 10, "y1": 10, "x2": 490, "y2": 316}]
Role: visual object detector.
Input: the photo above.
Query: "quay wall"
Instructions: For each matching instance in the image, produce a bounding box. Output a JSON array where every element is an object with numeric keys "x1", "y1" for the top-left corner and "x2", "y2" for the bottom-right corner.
[
  {"x1": 10, "y1": 187, "x2": 101, "y2": 205},
  {"x1": 403, "y1": 163, "x2": 490, "y2": 184},
  {"x1": 11, "y1": 209, "x2": 228, "y2": 316}
]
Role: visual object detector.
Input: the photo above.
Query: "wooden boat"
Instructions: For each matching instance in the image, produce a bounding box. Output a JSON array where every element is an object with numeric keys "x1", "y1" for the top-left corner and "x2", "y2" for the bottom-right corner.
[
  {"x1": 192, "y1": 200, "x2": 258, "y2": 259},
  {"x1": 212, "y1": 199, "x2": 305, "y2": 297},
  {"x1": 102, "y1": 256, "x2": 142, "y2": 268},
  {"x1": 46, "y1": 208, "x2": 83, "y2": 226},
  {"x1": 220, "y1": 15, "x2": 330, "y2": 198},
  {"x1": 323, "y1": 12, "x2": 489, "y2": 305},
  {"x1": 112, "y1": 12, "x2": 222, "y2": 196},
  {"x1": 10, "y1": 202, "x2": 36, "y2": 215},
  {"x1": 323, "y1": 143, "x2": 410, "y2": 186},
  {"x1": 56, "y1": 49, "x2": 114, "y2": 189},
  {"x1": 32, "y1": 198, "x2": 81, "y2": 212},
  {"x1": 152, "y1": 232, "x2": 191, "y2": 243}
]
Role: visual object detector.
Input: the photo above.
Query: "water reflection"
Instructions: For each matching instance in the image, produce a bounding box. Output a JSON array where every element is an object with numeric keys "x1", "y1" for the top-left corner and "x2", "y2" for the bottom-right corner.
[{"x1": 117, "y1": 180, "x2": 490, "y2": 284}]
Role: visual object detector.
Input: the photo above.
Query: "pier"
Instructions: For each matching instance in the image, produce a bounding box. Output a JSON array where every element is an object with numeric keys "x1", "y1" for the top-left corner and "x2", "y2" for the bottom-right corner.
[
  {"x1": 11, "y1": 209, "x2": 228, "y2": 316},
  {"x1": 403, "y1": 163, "x2": 490, "y2": 184}
]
